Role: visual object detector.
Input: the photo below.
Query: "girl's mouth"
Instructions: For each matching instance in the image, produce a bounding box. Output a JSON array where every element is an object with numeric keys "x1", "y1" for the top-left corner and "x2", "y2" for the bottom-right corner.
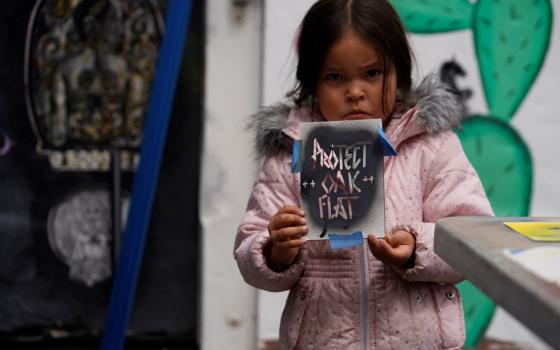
[{"x1": 344, "y1": 111, "x2": 371, "y2": 120}]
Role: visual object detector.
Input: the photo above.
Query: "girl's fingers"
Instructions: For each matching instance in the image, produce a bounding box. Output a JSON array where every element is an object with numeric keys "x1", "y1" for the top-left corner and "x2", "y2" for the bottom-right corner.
[
  {"x1": 376, "y1": 238, "x2": 394, "y2": 257},
  {"x1": 278, "y1": 205, "x2": 305, "y2": 216},
  {"x1": 387, "y1": 246, "x2": 409, "y2": 265},
  {"x1": 269, "y1": 213, "x2": 306, "y2": 230},
  {"x1": 277, "y1": 239, "x2": 307, "y2": 249},
  {"x1": 368, "y1": 235, "x2": 409, "y2": 266},
  {"x1": 272, "y1": 225, "x2": 308, "y2": 241},
  {"x1": 367, "y1": 235, "x2": 388, "y2": 257},
  {"x1": 384, "y1": 234, "x2": 393, "y2": 245}
]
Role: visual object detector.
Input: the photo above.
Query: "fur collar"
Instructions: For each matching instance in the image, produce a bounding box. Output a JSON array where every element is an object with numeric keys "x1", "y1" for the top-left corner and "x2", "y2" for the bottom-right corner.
[{"x1": 248, "y1": 74, "x2": 462, "y2": 158}]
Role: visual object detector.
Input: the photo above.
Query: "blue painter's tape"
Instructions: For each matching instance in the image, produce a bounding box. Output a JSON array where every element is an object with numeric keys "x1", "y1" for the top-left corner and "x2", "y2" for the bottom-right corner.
[
  {"x1": 377, "y1": 127, "x2": 397, "y2": 156},
  {"x1": 328, "y1": 231, "x2": 364, "y2": 250},
  {"x1": 291, "y1": 139, "x2": 303, "y2": 173}
]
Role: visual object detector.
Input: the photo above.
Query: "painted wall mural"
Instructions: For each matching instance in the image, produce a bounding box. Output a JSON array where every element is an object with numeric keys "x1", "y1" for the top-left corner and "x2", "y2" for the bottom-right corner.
[
  {"x1": 0, "y1": 0, "x2": 203, "y2": 340},
  {"x1": 23, "y1": 0, "x2": 163, "y2": 287},
  {"x1": 390, "y1": 0, "x2": 553, "y2": 347},
  {"x1": 25, "y1": 0, "x2": 164, "y2": 171}
]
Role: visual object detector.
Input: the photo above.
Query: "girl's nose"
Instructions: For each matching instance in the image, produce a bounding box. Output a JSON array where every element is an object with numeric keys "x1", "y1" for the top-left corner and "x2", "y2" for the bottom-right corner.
[{"x1": 345, "y1": 84, "x2": 365, "y2": 103}]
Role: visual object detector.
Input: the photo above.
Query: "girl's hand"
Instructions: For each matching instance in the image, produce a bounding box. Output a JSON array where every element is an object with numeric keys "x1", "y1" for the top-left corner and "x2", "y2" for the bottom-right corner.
[
  {"x1": 367, "y1": 230, "x2": 416, "y2": 267},
  {"x1": 267, "y1": 205, "x2": 308, "y2": 269}
]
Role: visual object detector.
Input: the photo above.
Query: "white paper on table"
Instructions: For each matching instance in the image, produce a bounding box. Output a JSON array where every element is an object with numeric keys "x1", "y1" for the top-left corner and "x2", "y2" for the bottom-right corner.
[{"x1": 504, "y1": 246, "x2": 560, "y2": 287}]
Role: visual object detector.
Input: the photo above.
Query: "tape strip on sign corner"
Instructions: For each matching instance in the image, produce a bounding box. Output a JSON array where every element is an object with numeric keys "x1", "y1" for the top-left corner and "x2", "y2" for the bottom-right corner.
[
  {"x1": 377, "y1": 127, "x2": 397, "y2": 156},
  {"x1": 291, "y1": 139, "x2": 303, "y2": 173},
  {"x1": 329, "y1": 231, "x2": 364, "y2": 250}
]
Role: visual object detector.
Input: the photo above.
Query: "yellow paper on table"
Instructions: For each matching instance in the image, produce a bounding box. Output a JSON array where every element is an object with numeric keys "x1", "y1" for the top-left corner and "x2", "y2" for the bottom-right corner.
[{"x1": 504, "y1": 222, "x2": 560, "y2": 242}]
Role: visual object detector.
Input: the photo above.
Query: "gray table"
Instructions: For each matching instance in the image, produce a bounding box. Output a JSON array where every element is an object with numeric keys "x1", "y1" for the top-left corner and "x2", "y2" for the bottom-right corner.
[{"x1": 435, "y1": 216, "x2": 560, "y2": 349}]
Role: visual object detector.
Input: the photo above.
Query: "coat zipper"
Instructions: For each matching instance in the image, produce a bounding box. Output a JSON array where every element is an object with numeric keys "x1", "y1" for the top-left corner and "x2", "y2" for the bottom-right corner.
[{"x1": 359, "y1": 240, "x2": 370, "y2": 350}]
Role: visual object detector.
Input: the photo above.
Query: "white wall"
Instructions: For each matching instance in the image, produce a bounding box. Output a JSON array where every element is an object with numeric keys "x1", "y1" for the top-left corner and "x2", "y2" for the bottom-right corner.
[
  {"x1": 200, "y1": 1, "x2": 262, "y2": 349},
  {"x1": 259, "y1": 0, "x2": 560, "y2": 348}
]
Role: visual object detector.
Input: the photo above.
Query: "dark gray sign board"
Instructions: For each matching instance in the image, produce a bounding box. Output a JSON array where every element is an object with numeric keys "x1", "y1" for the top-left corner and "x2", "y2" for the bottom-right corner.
[{"x1": 299, "y1": 119, "x2": 385, "y2": 240}]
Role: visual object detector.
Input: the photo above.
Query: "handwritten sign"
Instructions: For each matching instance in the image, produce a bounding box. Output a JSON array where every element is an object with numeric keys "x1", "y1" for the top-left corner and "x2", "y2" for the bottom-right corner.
[{"x1": 299, "y1": 119, "x2": 385, "y2": 240}]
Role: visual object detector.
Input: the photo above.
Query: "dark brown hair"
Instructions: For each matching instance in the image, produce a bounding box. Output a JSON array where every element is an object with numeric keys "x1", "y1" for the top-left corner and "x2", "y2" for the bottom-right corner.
[{"x1": 289, "y1": 0, "x2": 413, "y2": 109}]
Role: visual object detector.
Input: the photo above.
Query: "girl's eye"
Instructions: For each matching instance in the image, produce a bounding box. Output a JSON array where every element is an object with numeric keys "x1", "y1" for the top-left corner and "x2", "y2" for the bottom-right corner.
[
  {"x1": 365, "y1": 69, "x2": 383, "y2": 78},
  {"x1": 325, "y1": 73, "x2": 343, "y2": 81}
]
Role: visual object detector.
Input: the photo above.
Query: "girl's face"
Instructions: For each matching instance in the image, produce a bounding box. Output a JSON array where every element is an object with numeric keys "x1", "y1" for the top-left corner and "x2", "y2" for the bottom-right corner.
[{"x1": 315, "y1": 29, "x2": 397, "y2": 122}]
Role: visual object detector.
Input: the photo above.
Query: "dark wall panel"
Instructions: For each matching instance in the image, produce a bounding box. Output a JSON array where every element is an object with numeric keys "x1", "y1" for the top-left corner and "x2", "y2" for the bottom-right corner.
[{"x1": 0, "y1": 0, "x2": 202, "y2": 345}]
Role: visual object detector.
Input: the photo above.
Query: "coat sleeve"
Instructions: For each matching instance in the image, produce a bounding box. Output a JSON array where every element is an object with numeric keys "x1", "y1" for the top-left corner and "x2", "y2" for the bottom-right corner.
[
  {"x1": 234, "y1": 154, "x2": 308, "y2": 292},
  {"x1": 392, "y1": 132, "x2": 494, "y2": 283}
]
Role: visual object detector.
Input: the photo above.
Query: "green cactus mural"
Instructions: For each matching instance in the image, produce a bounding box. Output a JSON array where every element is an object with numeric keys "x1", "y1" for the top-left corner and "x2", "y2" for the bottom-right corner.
[
  {"x1": 474, "y1": 0, "x2": 553, "y2": 121},
  {"x1": 391, "y1": 0, "x2": 552, "y2": 348},
  {"x1": 456, "y1": 117, "x2": 533, "y2": 217},
  {"x1": 390, "y1": 0, "x2": 473, "y2": 33},
  {"x1": 458, "y1": 280, "x2": 496, "y2": 349}
]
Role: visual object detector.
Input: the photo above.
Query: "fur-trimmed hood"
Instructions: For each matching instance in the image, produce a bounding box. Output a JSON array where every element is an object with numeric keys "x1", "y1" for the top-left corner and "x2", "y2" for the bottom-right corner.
[{"x1": 248, "y1": 74, "x2": 462, "y2": 158}]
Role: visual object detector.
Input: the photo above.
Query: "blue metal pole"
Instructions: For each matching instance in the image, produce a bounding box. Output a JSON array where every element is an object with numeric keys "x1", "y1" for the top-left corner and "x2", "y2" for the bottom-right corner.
[{"x1": 101, "y1": 1, "x2": 193, "y2": 349}]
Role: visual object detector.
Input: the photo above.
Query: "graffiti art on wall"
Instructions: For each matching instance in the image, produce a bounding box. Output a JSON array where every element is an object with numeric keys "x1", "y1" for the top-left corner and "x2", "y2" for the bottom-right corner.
[
  {"x1": 47, "y1": 186, "x2": 130, "y2": 286},
  {"x1": 20, "y1": 0, "x2": 163, "y2": 287},
  {"x1": 25, "y1": 0, "x2": 163, "y2": 172},
  {"x1": 0, "y1": 0, "x2": 203, "y2": 335}
]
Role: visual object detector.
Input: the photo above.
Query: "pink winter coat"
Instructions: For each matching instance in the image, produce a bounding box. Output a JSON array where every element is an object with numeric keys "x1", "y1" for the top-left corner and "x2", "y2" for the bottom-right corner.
[{"x1": 235, "y1": 76, "x2": 493, "y2": 350}]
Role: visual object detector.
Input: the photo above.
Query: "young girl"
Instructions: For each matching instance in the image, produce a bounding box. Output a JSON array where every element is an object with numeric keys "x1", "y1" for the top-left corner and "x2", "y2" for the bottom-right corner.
[{"x1": 235, "y1": 0, "x2": 493, "y2": 349}]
